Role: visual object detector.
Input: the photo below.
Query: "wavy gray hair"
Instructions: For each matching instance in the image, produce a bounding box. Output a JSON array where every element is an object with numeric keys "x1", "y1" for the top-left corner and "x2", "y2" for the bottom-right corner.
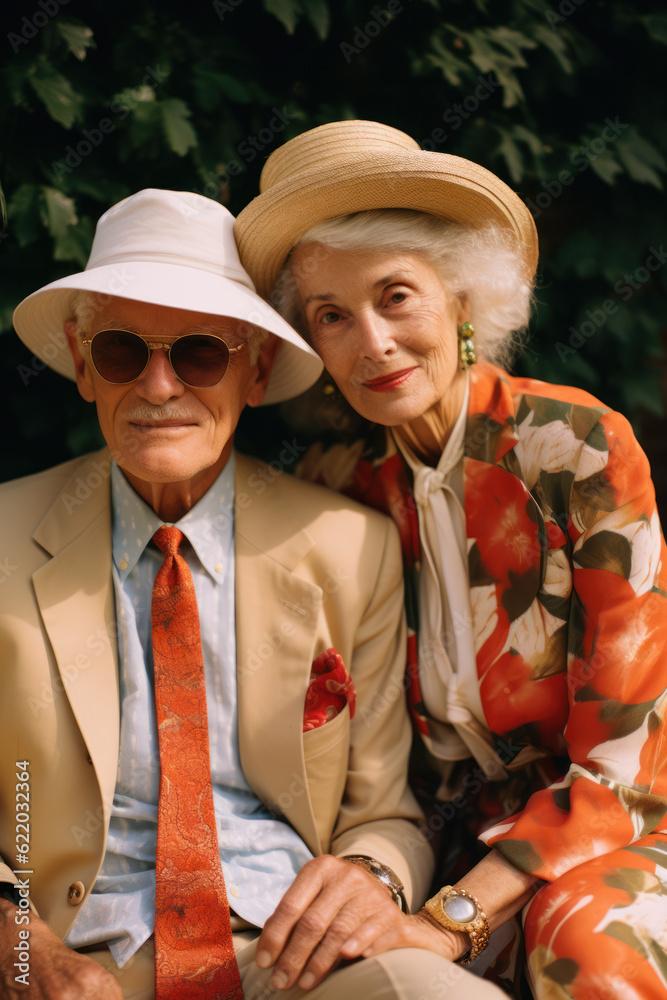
[{"x1": 271, "y1": 209, "x2": 535, "y2": 369}]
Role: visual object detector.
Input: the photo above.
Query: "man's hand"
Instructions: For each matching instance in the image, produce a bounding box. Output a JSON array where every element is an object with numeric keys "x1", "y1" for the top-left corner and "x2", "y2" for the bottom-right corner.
[
  {"x1": 254, "y1": 855, "x2": 409, "y2": 991},
  {"x1": 340, "y1": 909, "x2": 467, "y2": 963},
  {"x1": 0, "y1": 900, "x2": 122, "y2": 999}
]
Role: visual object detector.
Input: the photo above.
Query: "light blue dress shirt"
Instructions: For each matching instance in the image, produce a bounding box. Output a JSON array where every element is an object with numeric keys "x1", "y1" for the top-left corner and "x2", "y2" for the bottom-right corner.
[{"x1": 65, "y1": 455, "x2": 313, "y2": 966}]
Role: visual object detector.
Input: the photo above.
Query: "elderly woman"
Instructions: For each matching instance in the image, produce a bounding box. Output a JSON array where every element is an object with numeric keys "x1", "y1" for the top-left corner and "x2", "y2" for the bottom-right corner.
[{"x1": 235, "y1": 121, "x2": 667, "y2": 999}]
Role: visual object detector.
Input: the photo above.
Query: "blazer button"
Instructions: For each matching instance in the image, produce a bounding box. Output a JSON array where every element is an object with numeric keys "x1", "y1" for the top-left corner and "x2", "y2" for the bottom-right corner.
[{"x1": 67, "y1": 882, "x2": 85, "y2": 905}]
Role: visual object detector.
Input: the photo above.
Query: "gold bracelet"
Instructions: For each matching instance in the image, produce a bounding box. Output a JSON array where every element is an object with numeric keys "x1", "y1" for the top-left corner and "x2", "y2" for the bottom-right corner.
[{"x1": 423, "y1": 886, "x2": 490, "y2": 965}]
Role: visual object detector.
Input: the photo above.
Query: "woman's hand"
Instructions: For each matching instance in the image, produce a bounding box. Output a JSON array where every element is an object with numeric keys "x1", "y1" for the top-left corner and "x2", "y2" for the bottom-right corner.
[
  {"x1": 339, "y1": 849, "x2": 541, "y2": 965},
  {"x1": 340, "y1": 908, "x2": 469, "y2": 963}
]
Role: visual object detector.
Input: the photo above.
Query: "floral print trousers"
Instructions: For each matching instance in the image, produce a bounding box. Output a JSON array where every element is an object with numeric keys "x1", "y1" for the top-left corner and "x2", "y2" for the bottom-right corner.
[{"x1": 524, "y1": 834, "x2": 667, "y2": 999}]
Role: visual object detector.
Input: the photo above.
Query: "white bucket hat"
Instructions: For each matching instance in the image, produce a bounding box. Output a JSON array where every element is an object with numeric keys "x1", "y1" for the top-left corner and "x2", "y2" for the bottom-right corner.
[{"x1": 12, "y1": 188, "x2": 323, "y2": 405}]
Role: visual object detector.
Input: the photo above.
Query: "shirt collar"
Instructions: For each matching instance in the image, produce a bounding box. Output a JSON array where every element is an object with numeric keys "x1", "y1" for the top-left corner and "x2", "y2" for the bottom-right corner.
[{"x1": 111, "y1": 454, "x2": 235, "y2": 585}]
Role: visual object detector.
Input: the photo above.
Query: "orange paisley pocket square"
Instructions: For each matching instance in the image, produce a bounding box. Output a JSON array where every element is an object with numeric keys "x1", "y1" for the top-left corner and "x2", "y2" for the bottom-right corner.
[{"x1": 302, "y1": 647, "x2": 356, "y2": 733}]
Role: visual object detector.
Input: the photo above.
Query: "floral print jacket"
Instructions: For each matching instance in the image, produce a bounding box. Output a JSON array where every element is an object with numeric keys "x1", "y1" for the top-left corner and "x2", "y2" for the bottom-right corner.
[{"x1": 296, "y1": 362, "x2": 667, "y2": 884}]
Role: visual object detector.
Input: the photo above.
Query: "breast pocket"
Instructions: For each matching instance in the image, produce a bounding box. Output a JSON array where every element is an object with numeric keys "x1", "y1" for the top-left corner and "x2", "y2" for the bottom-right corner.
[{"x1": 303, "y1": 705, "x2": 350, "y2": 850}]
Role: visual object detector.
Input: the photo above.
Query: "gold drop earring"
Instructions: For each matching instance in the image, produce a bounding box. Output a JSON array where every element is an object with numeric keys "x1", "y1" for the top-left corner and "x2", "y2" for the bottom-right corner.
[{"x1": 458, "y1": 321, "x2": 477, "y2": 369}]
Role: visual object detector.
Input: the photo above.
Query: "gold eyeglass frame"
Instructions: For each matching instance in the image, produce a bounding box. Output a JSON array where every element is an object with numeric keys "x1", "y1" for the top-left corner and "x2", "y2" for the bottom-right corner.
[{"x1": 80, "y1": 330, "x2": 247, "y2": 387}]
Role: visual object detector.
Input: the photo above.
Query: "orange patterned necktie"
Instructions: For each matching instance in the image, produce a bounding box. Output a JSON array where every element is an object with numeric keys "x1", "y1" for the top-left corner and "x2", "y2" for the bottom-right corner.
[{"x1": 151, "y1": 525, "x2": 243, "y2": 999}]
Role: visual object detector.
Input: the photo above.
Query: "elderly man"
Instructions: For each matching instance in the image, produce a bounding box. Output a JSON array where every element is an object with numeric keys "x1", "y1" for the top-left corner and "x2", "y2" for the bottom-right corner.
[{"x1": 0, "y1": 190, "x2": 502, "y2": 1000}]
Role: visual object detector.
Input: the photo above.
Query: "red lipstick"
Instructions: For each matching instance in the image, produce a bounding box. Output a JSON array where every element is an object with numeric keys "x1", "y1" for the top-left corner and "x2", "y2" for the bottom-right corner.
[{"x1": 362, "y1": 368, "x2": 416, "y2": 391}]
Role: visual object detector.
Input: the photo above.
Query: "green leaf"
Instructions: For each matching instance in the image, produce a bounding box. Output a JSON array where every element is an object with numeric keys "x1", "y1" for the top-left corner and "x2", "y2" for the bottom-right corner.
[
  {"x1": 122, "y1": 102, "x2": 163, "y2": 160},
  {"x1": 623, "y1": 378, "x2": 664, "y2": 416},
  {"x1": 27, "y1": 61, "x2": 84, "y2": 129},
  {"x1": 4, "y1": 61, "x2": 32, "y2": 108},
  {"x1": 492, "y1": 26, "x2": 538, "y2": 60},
  {"x1": 263, "y1": 0, "x2": 301, "y2": 34},
  {"x1": 41, "y1": 187, "x2": 78, "y2": 241},
  {"x1": 301, "y1": 0, "x2": 330, "y2": 39},
  {"x1": 112, "y1": 85, "x2": 156, "y2": 113},
  {"x1": 616, "y1": 134, "x2": 666, "y2": 189},
  {"x1": 639, "y1": 14, "x2": 667, "y2": 45},
  {"x1": 160, "y1": 99, "x2": 198, "y2": 156},
  {"x1": 192, "y1": 67, "x2": 252, "y2": 110},
  {"x1": 55, "y1": 21, "x2": 95, "y2": 61},
  {"x1": 606, "y1": 308, "x2": 634, "y2": 344},
  {"x1": 513, "y1": 124, "x2": 545, "y2": 156},
  {"x1": 543, "y1": 959, "x2": 579, "y2": 987},
  {"x1": 531, "y1": 24, "x2": 574, "y2": 74},
  {"x1": 496, "y1": 129, "x2": 524, "y2": 183},
  {"x1": 52, "y1": 216, "x2": 95, "y2": 267},
  {"x1": 7, "y1": 185, "x2": 42, "y2": 246},
  {"x1": 421, "y1": 35, "x2": 468, "y2": 86},
  {"x1": 459, "y1": 26, "x2": 537, "y2": 107},
  {"x1": 588, "y1": 152, "x2": 624, "y2": 185},
  {"x1": 575, "y1": 530, "x2": 632, "y2": 577},
  {"x1": 0, "y1": 179, "x2": 6, "y2": 234}
]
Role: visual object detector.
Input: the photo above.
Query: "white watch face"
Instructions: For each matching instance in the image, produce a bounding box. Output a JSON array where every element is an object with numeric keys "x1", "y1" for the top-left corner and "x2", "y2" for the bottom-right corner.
[{"x1": 442, "y1": 894, "x2": 477, "y2": 925}]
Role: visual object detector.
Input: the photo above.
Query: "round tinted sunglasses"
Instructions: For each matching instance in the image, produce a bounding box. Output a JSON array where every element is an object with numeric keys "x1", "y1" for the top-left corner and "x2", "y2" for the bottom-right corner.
[{"x1": 80, "y1": 330, "x2": 247, "y2": 388}]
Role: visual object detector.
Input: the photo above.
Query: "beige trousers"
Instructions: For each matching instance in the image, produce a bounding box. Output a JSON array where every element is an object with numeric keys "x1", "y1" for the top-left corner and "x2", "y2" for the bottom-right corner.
[{"x1": 87, "y1": 934, "x2": 507, "y2": 1000}]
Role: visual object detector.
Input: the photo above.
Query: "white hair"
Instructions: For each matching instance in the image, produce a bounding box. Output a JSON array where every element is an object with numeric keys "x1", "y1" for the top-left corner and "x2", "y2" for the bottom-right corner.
[
  {"x1": 271, "y1": 209, "x2": 535, "y2": 368},
  {"x1": 68, "y1": 291, "x2": 269, "y2": 364}
]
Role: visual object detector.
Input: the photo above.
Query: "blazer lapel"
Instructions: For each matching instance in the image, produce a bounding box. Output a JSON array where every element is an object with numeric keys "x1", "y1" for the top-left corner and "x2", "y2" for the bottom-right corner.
[
  {"x1": 31, "y1": 449, "x2": 120, "y2": 820},
  {"x1": 233, "y1": 453, "x2": 323, "y2": 855}
]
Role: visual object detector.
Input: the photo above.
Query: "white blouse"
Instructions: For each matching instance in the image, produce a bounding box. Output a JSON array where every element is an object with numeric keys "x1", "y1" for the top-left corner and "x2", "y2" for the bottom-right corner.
[{"x1": 391, "y1": 375, "x2": 508, "y2": 780}]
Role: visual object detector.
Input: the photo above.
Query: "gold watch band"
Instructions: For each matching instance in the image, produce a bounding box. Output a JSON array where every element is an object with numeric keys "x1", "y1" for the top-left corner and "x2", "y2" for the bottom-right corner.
[{"x1": 423, "y1": 885, "x2": 490, "y2": 965}]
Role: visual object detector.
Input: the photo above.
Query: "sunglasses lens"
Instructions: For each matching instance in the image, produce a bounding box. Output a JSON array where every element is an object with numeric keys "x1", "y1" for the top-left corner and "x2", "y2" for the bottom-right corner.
[
  {"x1": 170, "y1": 335, "x2": 230, "y2": 387},
  {"x1": 91, "y1": 331, "x2": 148, "y2": 383}
]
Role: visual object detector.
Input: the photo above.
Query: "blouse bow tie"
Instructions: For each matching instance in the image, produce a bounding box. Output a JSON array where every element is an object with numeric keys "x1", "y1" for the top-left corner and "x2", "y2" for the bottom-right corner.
[{"x1": 413, "y1": 466, "x2": 450, "y2": 506}]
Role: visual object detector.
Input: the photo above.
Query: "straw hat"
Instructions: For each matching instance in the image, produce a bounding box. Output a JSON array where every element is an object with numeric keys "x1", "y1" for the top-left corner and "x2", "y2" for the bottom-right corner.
[
  {"x1": 12, "y1": 189, "x2": 323, "y2": 404},
  {"x1": 235, "y1": 120, "x2": 538, "y2": 299}
]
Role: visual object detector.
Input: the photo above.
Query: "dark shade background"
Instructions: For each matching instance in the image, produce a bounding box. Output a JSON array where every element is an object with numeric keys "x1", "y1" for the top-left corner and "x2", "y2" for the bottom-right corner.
[{"x1": 1, "y1": 0, "x2": 665, "y2": 512}]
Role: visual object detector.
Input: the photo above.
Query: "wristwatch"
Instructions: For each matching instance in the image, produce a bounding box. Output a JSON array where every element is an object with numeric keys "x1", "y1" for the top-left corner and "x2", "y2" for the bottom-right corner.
[
  {"x1": 341, "y1": 855, "x2": 408, "y2": 912},
  {"x1": 423, "y1": 885, "x2": 490, "y2": 965}
]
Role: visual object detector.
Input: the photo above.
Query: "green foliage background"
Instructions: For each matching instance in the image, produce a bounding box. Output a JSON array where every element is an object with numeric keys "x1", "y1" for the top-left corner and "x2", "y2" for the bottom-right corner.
[{"x1": 1, "y1": 0, "x2": 665, "y2": 508}]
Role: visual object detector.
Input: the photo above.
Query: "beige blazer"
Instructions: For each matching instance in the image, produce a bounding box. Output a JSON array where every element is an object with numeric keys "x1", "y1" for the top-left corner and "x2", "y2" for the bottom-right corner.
[{"x1": 0, "y1": 449, "x2": 431, "y2": 939}]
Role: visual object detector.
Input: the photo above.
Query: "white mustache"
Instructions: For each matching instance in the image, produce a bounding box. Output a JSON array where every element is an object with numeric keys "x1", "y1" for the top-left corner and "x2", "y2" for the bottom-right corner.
[{"x1": 124, "y1": 405, "x2": 199, "y2": 423}]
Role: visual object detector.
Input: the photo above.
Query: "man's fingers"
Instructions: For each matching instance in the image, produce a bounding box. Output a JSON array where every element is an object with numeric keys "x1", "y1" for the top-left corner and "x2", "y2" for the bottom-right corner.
[
  {"x1": 256, "y1": 859, "x2": 329, "y2": 968},
  {"x1": 359, "y1": 925, "x2": 417, "y2": 957},
  {"x1": 268, "y1": 888, "x2": 345, "y2": 988},
  {"x1": 357, "y1": 913, "x2": 460, "y2": 962},
  {"x1": 294, "y1": 900, "x2": 400, "y2": 990},
  {"x1": 339, "y1": 911, "x2": 392, "y2": 959}
]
